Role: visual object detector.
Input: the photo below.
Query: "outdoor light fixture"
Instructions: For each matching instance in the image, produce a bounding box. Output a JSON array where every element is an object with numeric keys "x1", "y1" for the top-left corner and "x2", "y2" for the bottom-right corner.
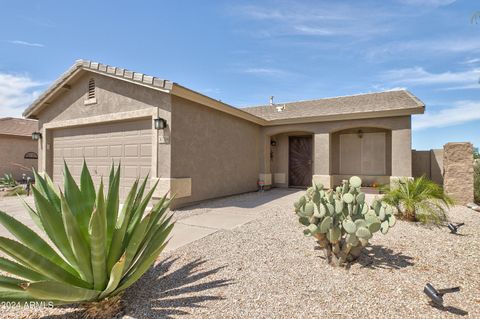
[
  {"x1": 423, "y1": 283, "x2": 460, "y2": 307},
  {"x1": 31, "y1": 132, "x2": 42, "y2": 141},
  {"x1": 154, "y1": 117, "x2": 167, "y2": 130},
  {"x1": 357, "y1": 129, "x2": 363, "y2": 138},
  {"x1": 447, "y1": 222, "x2": 465, "y2": 234},
  {"x1": 271, "y1": 140, "x2": 277, "y2": 147}
]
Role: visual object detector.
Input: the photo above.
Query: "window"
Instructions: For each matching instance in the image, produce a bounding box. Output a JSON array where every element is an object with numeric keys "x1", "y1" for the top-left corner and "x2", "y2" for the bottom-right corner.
[
  {"x1": 84, "y1": 78, "x2": 97, "y2": 105},
  {"x1": 24, "y1": 152, "x2": 38, "y2": 159}
]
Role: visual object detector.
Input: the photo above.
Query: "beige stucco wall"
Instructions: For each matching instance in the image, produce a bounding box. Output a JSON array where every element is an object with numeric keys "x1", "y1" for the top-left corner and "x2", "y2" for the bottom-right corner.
[
  {"x1": 35, "y1": 72, "x2": 172, "y2": 182},
  {"x1": 262, "y1": 116, "x2": 412, "y2": 188},
  {"x1": 170, "y1": 95, "x2": 261, "y2": 207},
  {"x1": 0, "y1": 135, "x2": 38, "y2": 180},
  {"x1": 412, "y1": 149, "x2": 443, "y2": 185}
]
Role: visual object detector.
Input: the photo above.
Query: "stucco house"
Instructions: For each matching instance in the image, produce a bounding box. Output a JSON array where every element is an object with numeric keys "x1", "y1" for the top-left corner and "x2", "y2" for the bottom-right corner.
[
  {"x1": 23, "y1": 60, "x2": 424, "y2": 207},
  {"x1": 0, "y1": 117, "x2": 38, "y2": 180}
]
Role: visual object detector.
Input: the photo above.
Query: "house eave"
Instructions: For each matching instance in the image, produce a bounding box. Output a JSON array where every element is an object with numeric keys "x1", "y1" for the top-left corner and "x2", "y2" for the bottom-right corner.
[
  {"x1": 170, "y1": 84, "x2": 267, "y2": 126},
  {"x1": 262, "y1": 107, "x2": 424, "y2": 126}
]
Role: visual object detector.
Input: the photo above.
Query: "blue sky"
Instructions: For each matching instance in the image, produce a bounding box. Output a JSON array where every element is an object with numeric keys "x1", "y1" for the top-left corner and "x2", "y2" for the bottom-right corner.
[{"x1": 0, "y1": 0, "x2": 478, "y2": 149}]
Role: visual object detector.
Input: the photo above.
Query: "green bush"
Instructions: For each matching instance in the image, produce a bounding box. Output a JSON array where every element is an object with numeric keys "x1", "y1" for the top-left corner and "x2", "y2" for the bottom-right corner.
[
  {"x1": 0, "y1": 162, "x2": 173, "y2": 318},
  {"x1": 382, "y1": 176, "x2": 454, "y2": 225},
  {"x1": 0, "y1": 174, "x2": 18, "y2": 188},
  {"x1": 294, "y1": 176, "x2": 396, "y2": 266}
]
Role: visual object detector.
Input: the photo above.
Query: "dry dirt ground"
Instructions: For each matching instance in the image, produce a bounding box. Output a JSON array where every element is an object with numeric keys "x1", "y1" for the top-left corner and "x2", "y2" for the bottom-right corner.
[{"x1": 1, "y1": 191, "x2": 479, "y2": 319}]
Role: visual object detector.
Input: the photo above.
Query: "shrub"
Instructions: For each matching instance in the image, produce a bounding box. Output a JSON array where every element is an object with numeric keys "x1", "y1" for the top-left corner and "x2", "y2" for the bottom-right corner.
[
  {"x1": 0, "y1": 174, "x2": 18, "y2": 188},
  {"x1": 382, "y1": 176, "x2": 453, "y2": 225},
  {"x1": 474, "y1": 160, "x2": 480, "y2": 204},
  {"x1": 0, "y1": 162, "x2": 173, "y2": 318},
  {"x1": 3, "y1": 185, "x2": 27, "y2": 196},
  {"x1": 294, "y1": 176, "x2": 396, "y2": 266}
]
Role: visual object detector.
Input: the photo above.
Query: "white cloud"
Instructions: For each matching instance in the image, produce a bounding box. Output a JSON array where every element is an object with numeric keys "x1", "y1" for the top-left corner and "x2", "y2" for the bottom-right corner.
[
  {"x1": 381, "y1": 67, "x2": 480, "y2": 87},
  {"x1": 0, "y1": 73, "x2": 44, "y2": 117},
  {"x1": 231, "y1": 3, "x2": 391, "y2": 39},
  {"x1": 366, "y1": 37, "x2": 480, "y2": 61},
  {"x1": 241, "y1": 67, "x2": 291, "y2": 77},
  {"x1": 398, "y1": 0, "x2": 456, "y2": 7},
  {"x1": 9, "y1": 40, "x2": 44, "y2": 48},
  {"x1": 413, "y1": 101, "x2": 480, "y2": 130},
  {"x1": 461, "y1": 58, "x2": 480, "y2": 65}
]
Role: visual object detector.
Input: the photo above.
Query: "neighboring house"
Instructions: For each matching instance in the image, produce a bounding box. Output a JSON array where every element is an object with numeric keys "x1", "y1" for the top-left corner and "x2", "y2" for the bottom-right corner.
[
  {"x1": 23, "y1": 60, "x2": 424, "y2": 207},
  {"x1": 0, "y1": 117, "x2": 38, "y2": 180}
]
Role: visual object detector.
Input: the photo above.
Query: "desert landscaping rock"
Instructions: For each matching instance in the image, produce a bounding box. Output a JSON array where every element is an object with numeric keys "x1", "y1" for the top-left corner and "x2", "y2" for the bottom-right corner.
[{"x1": 2, "y1": 198, "x2": 479, "y2": 318}]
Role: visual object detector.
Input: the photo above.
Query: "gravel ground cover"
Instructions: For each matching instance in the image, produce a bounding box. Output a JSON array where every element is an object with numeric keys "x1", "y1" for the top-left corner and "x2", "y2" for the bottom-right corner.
[{"x1": 2, "y1": 200, "x2": 479, "y2": 318}]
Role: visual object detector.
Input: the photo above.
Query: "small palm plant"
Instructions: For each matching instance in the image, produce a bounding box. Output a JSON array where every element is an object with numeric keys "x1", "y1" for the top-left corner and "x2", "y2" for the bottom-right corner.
[
  {"x1": 0, "y1": 162, "x2": 173, "y2": 318},
  {"x1": 382, "y1": 176, "x2": 454, "y2": 224}
]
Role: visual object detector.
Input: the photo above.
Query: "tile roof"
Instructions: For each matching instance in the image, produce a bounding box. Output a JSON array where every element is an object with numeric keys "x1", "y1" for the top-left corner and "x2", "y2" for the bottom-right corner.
[
  {"x1": 242, "y1": 90, "x2": 425, "y2": 121},
  {"x1": 23, "y1": 59, "x2": 424, "y2": 124},
  {"x1": 0, "y1": 117, "x2": 37, "y2": 137},
  {"x1": 23, "y1": 59, "x2": 174, "y2": 118}
]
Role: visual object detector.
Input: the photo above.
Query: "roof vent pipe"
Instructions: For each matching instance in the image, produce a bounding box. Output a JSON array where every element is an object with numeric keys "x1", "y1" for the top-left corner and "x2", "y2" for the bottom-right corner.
[{"x1": 269, "y1": 96, "x2": 274, "y2": 106}]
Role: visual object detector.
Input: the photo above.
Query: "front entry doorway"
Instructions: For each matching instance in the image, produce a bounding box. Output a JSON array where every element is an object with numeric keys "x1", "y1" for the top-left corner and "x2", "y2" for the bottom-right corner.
[{"x1": 288, "y1": 135, "x2": 313, "y2": 187}]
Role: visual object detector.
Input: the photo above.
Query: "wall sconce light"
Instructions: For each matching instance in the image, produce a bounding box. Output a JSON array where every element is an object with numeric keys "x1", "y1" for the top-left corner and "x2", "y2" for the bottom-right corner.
[
  {"x1": 270, "y1": 140, "x2": 277, "y2": 147},
  {"x1": 357, "y1": 129, "x2": 363, "y2": 139},
  {"x1": 154, "y1": 117, "x2": 167, "y2": 130},
  {"x1": 32, "y1": 132, "x2": 42, "y2": 141},
  {"x1": 423, "y1": 283, "x2": 460, "y2": 307}
]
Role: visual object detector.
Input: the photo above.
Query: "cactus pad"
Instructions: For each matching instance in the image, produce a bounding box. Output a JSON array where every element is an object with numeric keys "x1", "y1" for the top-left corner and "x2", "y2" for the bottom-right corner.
[{"x1": 296, "y1": 176, "x2": 395, "y2": 266}]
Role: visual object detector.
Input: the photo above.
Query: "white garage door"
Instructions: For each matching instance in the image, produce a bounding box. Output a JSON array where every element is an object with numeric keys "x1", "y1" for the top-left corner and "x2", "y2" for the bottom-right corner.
[{"x1": 52, "y1": 119, "x2": 152, "y2": 199}]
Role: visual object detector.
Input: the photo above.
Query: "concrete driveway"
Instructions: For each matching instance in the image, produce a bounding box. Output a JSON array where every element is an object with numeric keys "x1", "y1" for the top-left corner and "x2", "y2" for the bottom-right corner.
[
  {"x1": 0, "y1": 189, "x2": 304, "y2": 251},
  {"x1": 0, "y1": 189, "x2": 381, "y2": 252}
]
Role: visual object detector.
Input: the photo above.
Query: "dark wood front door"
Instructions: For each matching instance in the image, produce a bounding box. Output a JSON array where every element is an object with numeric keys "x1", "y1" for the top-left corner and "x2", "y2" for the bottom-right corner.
[{"x1": 289, "y1": 136, "x2": 313, "y2": 187}]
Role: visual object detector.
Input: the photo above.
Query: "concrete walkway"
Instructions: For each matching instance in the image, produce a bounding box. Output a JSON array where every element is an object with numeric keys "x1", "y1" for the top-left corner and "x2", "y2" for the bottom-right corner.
[{"x1": 0, "y1": 189, "x2": 304, "y2": 251}]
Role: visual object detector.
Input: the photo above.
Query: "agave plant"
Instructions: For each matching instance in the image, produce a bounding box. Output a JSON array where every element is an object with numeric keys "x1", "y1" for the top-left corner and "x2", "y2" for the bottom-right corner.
[
  {"x1": 0, "y1": 162, "x2": 173, "y2": 317},
  {"x1": 0, "y1": 173, "x2": 18, "y2": 188},
  {"x1": 382, "y1": 176, "x2": 454, "y2": 224}
]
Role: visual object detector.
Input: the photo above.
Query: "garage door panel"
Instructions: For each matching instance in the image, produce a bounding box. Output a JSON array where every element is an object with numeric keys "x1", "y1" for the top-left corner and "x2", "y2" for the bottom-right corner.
[{"x1": 52, "y1": 119, "x2": 152, "y2": 200}]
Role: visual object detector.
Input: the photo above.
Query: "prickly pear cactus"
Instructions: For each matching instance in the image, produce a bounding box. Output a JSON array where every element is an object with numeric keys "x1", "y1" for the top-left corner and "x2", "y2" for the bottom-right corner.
[{"x1": 294, "y1": 176, "x2": 396, "y2": 266}]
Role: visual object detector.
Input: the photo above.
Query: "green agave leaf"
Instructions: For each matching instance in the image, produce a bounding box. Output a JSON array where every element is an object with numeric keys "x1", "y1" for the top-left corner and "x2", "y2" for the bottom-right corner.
[
  {"x1": 31, "y1": 186, "x2": 78, "y2": 270},
  {"x1": 89, "y1": 181, "x2": 107, "y2": 291},
  {"x1": 63, "y1": 162, "x2": 91, "y2": 243},
  {"x1": 80, "y1": 160, "x2": 96, "y2": 207},
  {"x1": 23, "y1": 281, "x2": 100, "y2": 302},
  {"x1": 19, "y1": 196, "x2": 44, "y2": 232},
  {"x1": 140, "y1": 214, "x2": 173, "y2": 257},
  {"x1": 0, "y1": 237, "x2": 90, "y2": 289},
  {"x1": 0, "y1": 275, "x2": 24, "y2": 291},
  {"x1": 106, "y1": 163, "x2": 121, "y2": 252},
  {"x1": 107, "y1": 180, "x2": 138, "y2": 272},
  {"x1": 0, "y1": 257, "x2": 46, "y2": 282},
  {"x1": 123, "y1": 214, "x2": 151, "y2": 274},
  {"x1": 0, "y1": 210, "x2": 77, "y2": 277},
  {"x1": 32, "y1": 169, "x2": 61, "y2": 213},
  {"x1": 116, "y1": 223, "x2": 173, "y2": 293},
  {"x1": 99, "y1": 254, "x2": 126, "y2": 299},
  {"x1": 131, "y1": 175, "x2": 149, "y2": 213},
  {"x1": 145, "y1": 195, "x2": 171, "y2": 235},
  {"x1": 60, "y1": 192, "x2": 93, "y2": 285},
  {"x1": 126, "y1": 179, "x2": 159, "y2": 240}
]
